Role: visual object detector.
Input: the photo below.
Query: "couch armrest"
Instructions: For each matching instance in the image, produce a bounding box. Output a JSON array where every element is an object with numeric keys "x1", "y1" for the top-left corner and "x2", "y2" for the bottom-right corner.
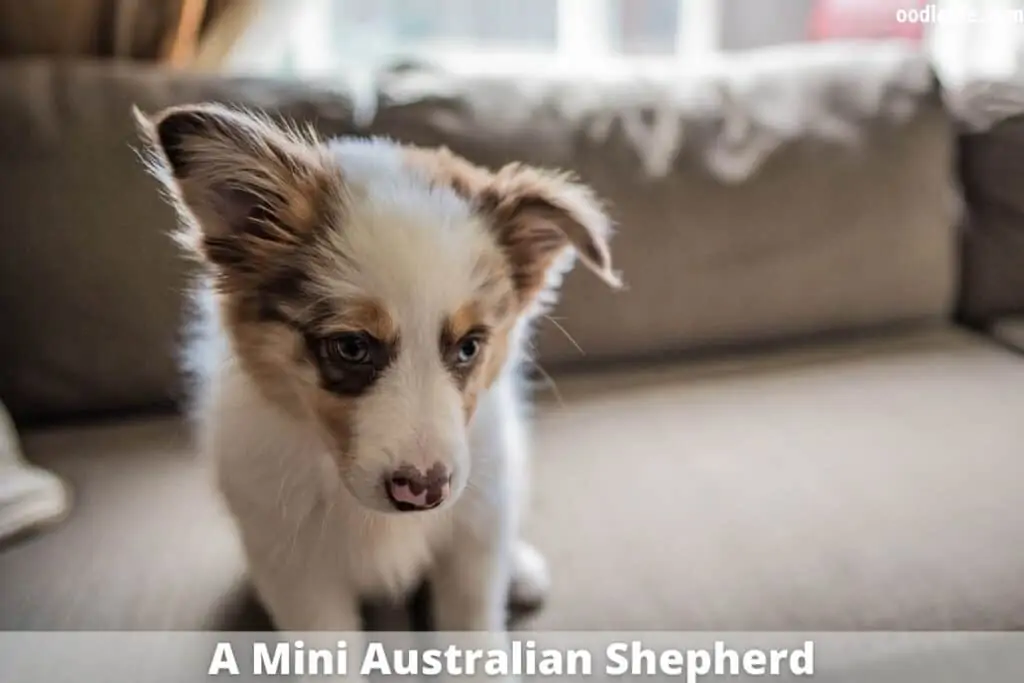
[{"x1": 952, "y1": 80, "x2": 1024, "y2": 325}]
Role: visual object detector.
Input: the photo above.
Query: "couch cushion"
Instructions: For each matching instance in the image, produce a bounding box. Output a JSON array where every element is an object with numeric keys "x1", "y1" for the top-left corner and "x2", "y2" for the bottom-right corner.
[
  {"x1": 0, "y1": 45, "x2": 957, "y2": 422},
  {"x1": 2, "y1": 326, "x2": 1022, "y2": 630}
]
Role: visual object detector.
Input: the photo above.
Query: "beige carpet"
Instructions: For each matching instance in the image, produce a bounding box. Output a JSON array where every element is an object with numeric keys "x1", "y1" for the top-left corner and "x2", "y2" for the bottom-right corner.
[{"x1": 2, "y1": 327, "x2": 1023, "y2": 630}]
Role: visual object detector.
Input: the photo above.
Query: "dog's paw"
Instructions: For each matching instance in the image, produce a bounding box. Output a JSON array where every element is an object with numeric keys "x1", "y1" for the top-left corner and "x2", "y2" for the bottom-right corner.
[{"x1": 509, "y1": 540, "x2": 549, "y2": 612}]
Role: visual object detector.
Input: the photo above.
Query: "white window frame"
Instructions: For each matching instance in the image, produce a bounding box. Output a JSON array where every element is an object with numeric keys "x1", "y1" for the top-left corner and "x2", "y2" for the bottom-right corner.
[
  {"x1": 558, "y1": 0, "x2": 722, "y2": 60},
  {"x1": 223, "y1": 0, "x2": 724, "y2": 74}
]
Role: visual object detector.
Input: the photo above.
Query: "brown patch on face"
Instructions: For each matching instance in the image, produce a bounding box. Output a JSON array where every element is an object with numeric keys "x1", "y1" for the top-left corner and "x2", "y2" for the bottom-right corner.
[
  {"x1": 440, "y1": 284, "x2": 519, "y2": 423},
  {"x1": 219, "y1": 293, "x2": 317, "y2": 417},
  {"x1": 479, "y1": 320, "x2": 515, "y2": 387},
  {"x1": 217, "y1": 290, "x2": 366, "y2": 467},
  {"x1": 439, "y1": 316, "x2": 486, "y2": 392},
  {"x1": 453, "y1": 318, "x2": 517, "y2": 424},
  {"x1": 308, "y1": 330, "x2": 397, "y2": 397},
  {"x1": 447, "y1": 301, "x2": 484, "y2": 344},
  {"x1": 332, "y1": 298, "x2": 398, "y2": 344},
  {"x1": 295, "y1": 297, "x2": 400, "y2": 398},
  {"x1": 313, "y1": 391, "x2": 358, "y2": 467}
]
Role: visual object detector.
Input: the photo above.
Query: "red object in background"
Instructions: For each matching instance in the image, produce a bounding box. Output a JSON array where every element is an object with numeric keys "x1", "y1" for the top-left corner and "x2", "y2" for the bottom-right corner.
[{"x1": 808, "y1": 0, "x2": 926, "y2": 41}]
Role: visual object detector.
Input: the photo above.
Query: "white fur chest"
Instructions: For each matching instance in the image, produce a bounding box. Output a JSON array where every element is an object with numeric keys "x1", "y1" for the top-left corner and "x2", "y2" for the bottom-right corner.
[{"x1": 328, "y1": 502, "x2": 453, "y2": 596}]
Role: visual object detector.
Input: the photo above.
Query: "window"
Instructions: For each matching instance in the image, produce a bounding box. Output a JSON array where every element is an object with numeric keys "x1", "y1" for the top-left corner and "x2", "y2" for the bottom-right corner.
[
  {"x1": 222, "y1": 0, "x2": 722, "y2": 75},
  {"x1": 220, "y1": 0, "x2": 1024, "y2": 87}
]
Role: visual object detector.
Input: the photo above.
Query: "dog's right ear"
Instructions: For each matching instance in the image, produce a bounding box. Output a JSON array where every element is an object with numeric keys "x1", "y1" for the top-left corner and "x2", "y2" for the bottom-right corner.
[{"x1": 133, "y1": 103, "x2": 336, "y2": 270}]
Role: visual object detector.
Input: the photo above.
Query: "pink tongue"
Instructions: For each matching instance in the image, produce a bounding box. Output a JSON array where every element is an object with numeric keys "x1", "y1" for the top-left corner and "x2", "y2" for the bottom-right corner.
[{"x1": 390, "y1": 483, "x2": 428, "y2": 507}]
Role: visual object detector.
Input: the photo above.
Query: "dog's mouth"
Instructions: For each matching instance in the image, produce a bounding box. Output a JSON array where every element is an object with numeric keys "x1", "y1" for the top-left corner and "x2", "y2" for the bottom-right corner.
[{"x1": 386, "y1": 489, "x2": 442, "y2": 512}]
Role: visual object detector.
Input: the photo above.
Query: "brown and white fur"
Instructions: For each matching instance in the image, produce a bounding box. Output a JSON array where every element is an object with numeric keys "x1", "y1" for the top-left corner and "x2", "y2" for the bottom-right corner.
[{"x1": 135, "y1": 104, "x2": 620, "y2": 667}]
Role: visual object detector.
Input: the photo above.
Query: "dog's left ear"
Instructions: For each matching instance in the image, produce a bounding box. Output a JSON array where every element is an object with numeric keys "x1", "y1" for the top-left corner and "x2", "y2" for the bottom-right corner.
[{"x1": 482, "y1": 163, "x2": 622, "y2": 300}]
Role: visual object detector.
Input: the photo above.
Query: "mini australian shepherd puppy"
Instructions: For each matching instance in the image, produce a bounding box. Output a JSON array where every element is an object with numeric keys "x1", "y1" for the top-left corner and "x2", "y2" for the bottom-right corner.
[{"x1": 135, "y1": 104, "x2": 620, "y2": 649}]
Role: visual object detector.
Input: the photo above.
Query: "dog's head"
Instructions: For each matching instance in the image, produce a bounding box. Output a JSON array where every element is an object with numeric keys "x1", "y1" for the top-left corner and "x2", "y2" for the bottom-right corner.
[{"x1": 136, "y1": 103, "x2": 620, "y2": 514}]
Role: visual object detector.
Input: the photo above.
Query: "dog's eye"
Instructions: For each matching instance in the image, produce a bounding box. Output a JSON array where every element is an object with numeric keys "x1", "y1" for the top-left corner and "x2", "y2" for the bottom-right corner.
[
  {"x1": 321, "y1": 333, "x2": 371, "y2": 364},
  {"x1": 456, "y1": 337, "x2": 482, "y2": 365}
]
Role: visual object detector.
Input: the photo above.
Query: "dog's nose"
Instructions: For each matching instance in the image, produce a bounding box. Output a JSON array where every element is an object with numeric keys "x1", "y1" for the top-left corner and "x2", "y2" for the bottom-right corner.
[{"x1": 385, "y1": 463, "x2": 451, "y2": 511}]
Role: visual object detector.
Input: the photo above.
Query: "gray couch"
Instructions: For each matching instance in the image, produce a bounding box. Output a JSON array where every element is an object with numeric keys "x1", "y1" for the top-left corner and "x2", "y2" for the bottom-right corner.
[{"x1": 2, "y1": 42, "x2": 1024, "y2": 631}]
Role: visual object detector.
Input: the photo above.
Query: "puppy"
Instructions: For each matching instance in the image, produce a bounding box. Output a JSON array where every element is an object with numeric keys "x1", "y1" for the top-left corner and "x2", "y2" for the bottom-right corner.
[{"x1": 135, "y1": 104, "x2": 619, "y2": 656}]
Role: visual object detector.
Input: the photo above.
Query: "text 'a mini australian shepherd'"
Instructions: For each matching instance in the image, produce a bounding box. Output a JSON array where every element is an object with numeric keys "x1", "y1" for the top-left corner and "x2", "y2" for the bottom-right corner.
[{"x1": 135, "y1": 103, "x2": 620, "y2": 650}]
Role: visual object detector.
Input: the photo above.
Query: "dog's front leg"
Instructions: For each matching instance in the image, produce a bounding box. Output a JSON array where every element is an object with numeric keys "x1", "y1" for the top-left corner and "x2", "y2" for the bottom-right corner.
[
  {"x1": 431, "y1": 532, "x2": 510, "y2": 631},
  {"x1": 241, "y1": 524, "x2": 368, "y2": 682},
  {"x1": 248, "y1": 558, "x2": 361, "y2": 633},
  {"x1": 247, "y1": 561, "x2": 368, "y2": 683},
  {"x1": 430, "y1": 526, "x2": 515, "y2": 682}
]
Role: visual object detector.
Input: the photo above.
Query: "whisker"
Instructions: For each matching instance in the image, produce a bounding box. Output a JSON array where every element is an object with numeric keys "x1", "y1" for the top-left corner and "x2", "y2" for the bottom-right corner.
[
  {"x1": 529, "y1": 360, "x2": 565, "y2": 408},
  {"x1": 544, "y1": 315, "x2": 585, "y2": 356}
]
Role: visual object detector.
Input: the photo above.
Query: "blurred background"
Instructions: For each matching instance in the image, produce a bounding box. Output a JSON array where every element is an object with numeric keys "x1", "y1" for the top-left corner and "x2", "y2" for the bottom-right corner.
[
  {"x1": 2, "y1": 0, "x2": 1024, "y2": 84},
  {"x1": 2, "y1": 0, "x2": 1024, "y2": 645}
]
